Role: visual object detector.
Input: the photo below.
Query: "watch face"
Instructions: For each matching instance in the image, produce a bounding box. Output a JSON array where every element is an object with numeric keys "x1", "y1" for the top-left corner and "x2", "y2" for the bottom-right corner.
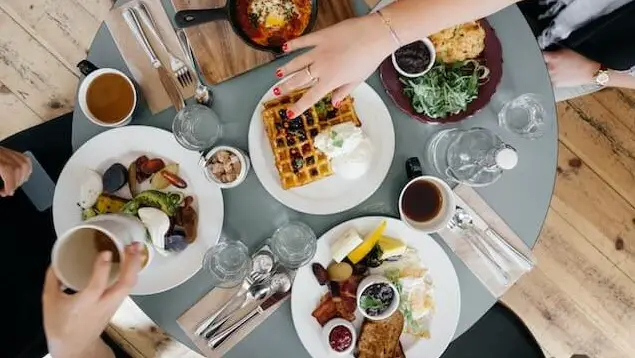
[{"x1": 596, "y1": 72, "x2": 610, "y2": 86}]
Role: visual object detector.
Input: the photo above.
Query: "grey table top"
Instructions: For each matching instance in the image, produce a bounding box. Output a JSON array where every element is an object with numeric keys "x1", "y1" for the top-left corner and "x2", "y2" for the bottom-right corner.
[{"x1": 72, "y1": 1, "x2": 557, "y2": 356}]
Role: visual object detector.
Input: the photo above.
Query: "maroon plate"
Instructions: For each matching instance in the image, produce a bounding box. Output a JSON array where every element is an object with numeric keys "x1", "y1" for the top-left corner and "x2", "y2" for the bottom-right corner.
[{"x1": 379, "y1": 19, "x2": 503, "y2": 124}]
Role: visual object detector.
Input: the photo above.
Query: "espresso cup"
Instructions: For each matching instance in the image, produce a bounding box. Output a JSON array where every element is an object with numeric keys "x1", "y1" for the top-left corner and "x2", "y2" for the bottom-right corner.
[
  {"x1": 77, "y1": 60, "x2": 136, "y2": 128},
  {"x1": 51, "y1": 214, "x2": 151, "y2": 291},
  {"x1": 399, "y1": 157, "x2": 455, "y2": 233}
]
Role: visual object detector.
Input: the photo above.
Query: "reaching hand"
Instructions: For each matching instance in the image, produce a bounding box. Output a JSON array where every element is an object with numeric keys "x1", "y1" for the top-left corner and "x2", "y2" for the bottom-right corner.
[
  {"x1": 544, "y1": 49, "x2": 601, "y2": 88},
  {"x1": 0, "y1": 147, "x2": 32, "y2": 197},
  {"x1": 42, "y1": 243, "x2": 143, "y2": 358},
  {"x1": 274, "y1": 14, "x2": 399, "y2": 118}
]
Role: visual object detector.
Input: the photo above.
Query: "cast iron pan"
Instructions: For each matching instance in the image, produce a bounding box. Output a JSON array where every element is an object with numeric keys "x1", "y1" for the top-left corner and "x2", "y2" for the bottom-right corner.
[
  {"x1": 174, "y1": 0, "x2": 319, "y2": 54},
  {"x1": 379, "y1": 19, "x2": 503, "y2": 124}
]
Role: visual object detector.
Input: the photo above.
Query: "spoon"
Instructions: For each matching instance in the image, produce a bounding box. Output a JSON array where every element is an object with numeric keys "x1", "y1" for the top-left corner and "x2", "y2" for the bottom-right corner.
[
  {"x1": 201, "y1": 281, "x2": 272, "y2": 339},
  {"x1": 208, "y1": 271, "x2": 292, "y2": 348},
  {"x1": 176, "y1": 29, "x2": 212, "y2": 106}
]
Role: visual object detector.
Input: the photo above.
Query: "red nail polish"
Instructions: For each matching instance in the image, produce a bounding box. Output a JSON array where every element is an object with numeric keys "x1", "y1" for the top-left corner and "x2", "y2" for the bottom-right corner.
[
  {"x1": 275, "y1": 69, "x2": 284, "y2": 78},
  {"x1": 282, "y1": 43, "x2": 289, "y2": 52},
  {"x1": 273, "y1": 87, "x2": 281, "y2": 96},
  {"x1": 287, "y1": 109, "x2": 295, "y2": 118}
]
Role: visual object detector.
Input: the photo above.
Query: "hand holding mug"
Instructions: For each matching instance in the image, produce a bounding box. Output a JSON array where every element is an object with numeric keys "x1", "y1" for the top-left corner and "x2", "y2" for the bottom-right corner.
[{"x1": 42, "y1": 243, "x2": 143, "y2": 358}]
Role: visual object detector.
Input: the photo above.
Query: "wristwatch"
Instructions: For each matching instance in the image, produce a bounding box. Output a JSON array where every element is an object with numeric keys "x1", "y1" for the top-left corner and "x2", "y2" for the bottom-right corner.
[{"x1": 593, "y1": 64, "x2": 611, "y2": 86}]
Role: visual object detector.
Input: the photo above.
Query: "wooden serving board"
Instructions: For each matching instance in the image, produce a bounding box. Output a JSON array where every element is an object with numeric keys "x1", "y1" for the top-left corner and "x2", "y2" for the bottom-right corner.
[{"x1": 170, "y1": 0, "x2": 357, "y2": 84}]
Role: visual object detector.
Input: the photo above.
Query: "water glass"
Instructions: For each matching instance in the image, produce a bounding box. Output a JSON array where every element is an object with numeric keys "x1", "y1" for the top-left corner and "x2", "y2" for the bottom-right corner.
[
  {"x1": 203, "y1": 239, "x2": 252, "y2": 288},
  {"x1": 270, "y1": 221, "x2": 317, "y2": 269},
  {"x1": 498, "y1": 93, "x2": 546, "y2": 139},
  {"x1": 172, "y1": 104, "x2": 222, "y2": 151}
]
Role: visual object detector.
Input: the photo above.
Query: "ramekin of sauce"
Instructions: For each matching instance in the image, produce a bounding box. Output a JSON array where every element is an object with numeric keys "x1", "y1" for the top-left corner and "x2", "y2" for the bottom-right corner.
[
  {"x1": 391, "y1": 38, "x2": 436, "y2": 78},
  {"x1": 322, "y1": 318, "x2": 356, "y2": 355}
]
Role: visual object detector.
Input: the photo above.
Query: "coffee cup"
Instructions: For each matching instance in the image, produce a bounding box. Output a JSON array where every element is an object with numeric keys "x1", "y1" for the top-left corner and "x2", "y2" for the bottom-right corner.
[
  {"x1": 399, "y1": 157, "x2": 455, "y2": 233},
  {"x1": 77, "y1": 60, "x2": 137, "y2": 128},
  {"x1": 51, "y1": 214, "x2": 151, "y2": 291}
]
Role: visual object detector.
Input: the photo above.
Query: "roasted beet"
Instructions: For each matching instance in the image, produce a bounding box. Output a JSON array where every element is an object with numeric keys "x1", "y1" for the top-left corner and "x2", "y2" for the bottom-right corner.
[
  {"x1": 139, "y1": 158, "x2": 165, "y2": 175},
  {"x1": 312, "y1": 263, "x2": 329, "y2": 286},
  {"x1": 102, "y1": 163, "x2": 128, "y2": 194}
]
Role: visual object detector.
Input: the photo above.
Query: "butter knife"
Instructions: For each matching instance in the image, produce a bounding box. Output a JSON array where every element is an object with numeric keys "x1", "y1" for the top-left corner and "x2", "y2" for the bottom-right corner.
[
  {"x1": 122, "y1": 8, "x2": 184, "y2": 111},
  {"x1": 207, "y1": 291, "x2": 290, "y2": 349}
]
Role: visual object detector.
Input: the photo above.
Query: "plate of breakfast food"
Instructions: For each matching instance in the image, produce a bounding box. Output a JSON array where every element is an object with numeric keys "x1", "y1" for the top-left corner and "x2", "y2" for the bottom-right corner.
[
  {"x1": 291, "y1": 217, "x2": 460, "y2": 358},
  {"x1": 248, "y1": 81, "x2": 395, "y2": 215},
  {"x1": 380, "y1": 20, "x2": 503, "y2": 124},
  {"x1": 53, "y1": 126, "x2": 224, "y2": 295}
]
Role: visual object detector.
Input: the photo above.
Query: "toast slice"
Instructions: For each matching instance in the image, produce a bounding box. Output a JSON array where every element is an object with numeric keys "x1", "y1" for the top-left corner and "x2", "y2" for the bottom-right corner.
[{"x1": 357, "y1": 311, "x2": 405, "y2": 358}]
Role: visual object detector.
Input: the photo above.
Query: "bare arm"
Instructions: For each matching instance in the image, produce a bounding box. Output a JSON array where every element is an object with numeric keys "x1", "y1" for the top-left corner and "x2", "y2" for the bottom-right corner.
[
  {"x1": 278, "y1": 0, "x2": 521, "y2": 117},
  {"x1": 381, "y1": 0, "x2": 521, "y2": 45}
]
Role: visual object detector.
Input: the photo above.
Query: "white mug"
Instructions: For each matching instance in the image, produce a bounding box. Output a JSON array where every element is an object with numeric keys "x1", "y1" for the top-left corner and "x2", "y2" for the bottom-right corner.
[
  {"x1": 77, "y1": 60, "x2": 136, "y2": 128},
  {"x1": 399, "y1": 158, "x2": 455, "y2": 233},
  {"x1": 51, "y1": 214, "x2": 151, "y2": 291}
]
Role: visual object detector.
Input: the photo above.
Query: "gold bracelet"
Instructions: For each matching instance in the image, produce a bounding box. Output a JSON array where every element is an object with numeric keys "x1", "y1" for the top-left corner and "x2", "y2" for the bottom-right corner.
[{"x1": 377, "y1": 10, "x2": 402, "y2": 47}]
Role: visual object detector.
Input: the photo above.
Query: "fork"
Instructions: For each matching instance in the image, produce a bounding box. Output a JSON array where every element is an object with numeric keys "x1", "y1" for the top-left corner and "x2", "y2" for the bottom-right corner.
[{"x1": 133, "y1": 2, "x2": 193, "y2": 88}]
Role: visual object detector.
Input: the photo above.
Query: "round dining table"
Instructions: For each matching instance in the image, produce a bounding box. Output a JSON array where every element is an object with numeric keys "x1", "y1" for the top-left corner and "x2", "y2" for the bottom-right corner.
[{"x1": 71, "y1": 0, "x2": 557, "y2": 356}]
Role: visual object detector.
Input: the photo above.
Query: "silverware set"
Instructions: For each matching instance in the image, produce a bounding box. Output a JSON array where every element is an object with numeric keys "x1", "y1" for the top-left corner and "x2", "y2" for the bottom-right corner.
[
  {"x1": 123, "y1": 2, "x2": 214, "y2": 110},
  {"x1": 134, "y1": 2, "x2": 193, "y2": 88},
  {"x1": 194, "y1": 250, "x2": 292, "y2": 349},
  {"x1": 448, "y1": 206, "x2": 534, "y2": 286}
]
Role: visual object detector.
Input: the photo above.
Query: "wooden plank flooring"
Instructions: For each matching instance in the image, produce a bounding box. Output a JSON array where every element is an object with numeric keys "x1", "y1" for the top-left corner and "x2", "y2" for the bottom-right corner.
[{"x1": 1, "y1": 1, "x2": 634, "y2": 357}]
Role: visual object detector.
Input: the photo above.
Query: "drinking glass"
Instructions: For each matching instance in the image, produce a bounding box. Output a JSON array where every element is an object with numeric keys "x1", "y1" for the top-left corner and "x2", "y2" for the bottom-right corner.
[
  {"x1": 497, "y1": 93, "x2": 546, "y2": 139},
  {"x1": 270, "y1": 221, "x2": 317, "y2": 269},
  {"x1": 203, "y1": 239, "x2": 252, "y2": 288},
  {"x1": 172, "y1": 104, "x2": 222, "y2": 151}
]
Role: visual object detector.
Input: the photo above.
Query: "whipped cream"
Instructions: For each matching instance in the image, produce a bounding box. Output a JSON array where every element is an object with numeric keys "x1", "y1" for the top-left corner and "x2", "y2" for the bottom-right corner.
[{"x1": 314, "y1": 123, "x2": 373, "y2": 180}]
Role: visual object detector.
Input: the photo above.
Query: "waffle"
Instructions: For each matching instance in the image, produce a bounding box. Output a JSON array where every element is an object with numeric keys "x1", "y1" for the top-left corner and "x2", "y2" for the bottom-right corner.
[{"x1": 261, "y1": 89, "x2": 362, "y2": 189}]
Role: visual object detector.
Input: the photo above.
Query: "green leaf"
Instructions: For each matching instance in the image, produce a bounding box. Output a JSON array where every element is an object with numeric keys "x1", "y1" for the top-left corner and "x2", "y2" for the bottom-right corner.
[
  {"x1": 400, "y1": 60, "x2": 489, "y2": 119},
  {"x1": 360, "y1": 295, "x2": 386, "y2": 310}
]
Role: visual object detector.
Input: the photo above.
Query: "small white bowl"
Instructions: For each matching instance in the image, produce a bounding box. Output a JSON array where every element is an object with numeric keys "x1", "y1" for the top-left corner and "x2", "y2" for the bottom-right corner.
[
  {"x1": 357, "y1": 275, "x2": 400, "y2": 321},
  {"x1": 391, "y1": 38, "x2": 436, "y2": 78},
  {"x1": 200, "y1": 145, "x2": 250, "y2": 189},
  {"x1": 321, "y1": 318, "x2": 356, "y2": 356}
]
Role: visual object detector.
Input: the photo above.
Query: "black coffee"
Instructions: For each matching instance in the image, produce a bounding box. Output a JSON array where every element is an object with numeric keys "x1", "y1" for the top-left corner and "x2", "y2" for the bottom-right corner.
[{"x1": 402, "y1": 180, "x2": 443, "y2": 222}]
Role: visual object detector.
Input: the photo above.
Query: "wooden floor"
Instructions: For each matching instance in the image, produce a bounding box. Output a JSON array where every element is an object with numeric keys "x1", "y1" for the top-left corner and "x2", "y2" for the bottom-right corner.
[{"x1": 2, "y1": 1, "x2": 634, "y2": 358}]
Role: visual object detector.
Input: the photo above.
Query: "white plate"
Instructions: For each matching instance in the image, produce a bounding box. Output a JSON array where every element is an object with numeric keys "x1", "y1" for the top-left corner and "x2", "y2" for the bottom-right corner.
[
  {"x1": 53, "y1": 126, "x2": 224, "y2": 295},
  {"x1": 248, "y1": 81, "x2": 395, "y2": 215},
  {"x1": 291, "y1": 217, "x2": 461, "y2": 358}
]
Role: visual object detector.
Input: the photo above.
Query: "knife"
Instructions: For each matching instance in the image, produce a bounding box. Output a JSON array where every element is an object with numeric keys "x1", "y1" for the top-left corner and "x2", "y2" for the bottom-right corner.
[
  {"x1": 207, "y1": 290, "x2": 291, "y2": 349},
  {"x1": 122, "y1": 8, "x2": 184, "y2": 111}
]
